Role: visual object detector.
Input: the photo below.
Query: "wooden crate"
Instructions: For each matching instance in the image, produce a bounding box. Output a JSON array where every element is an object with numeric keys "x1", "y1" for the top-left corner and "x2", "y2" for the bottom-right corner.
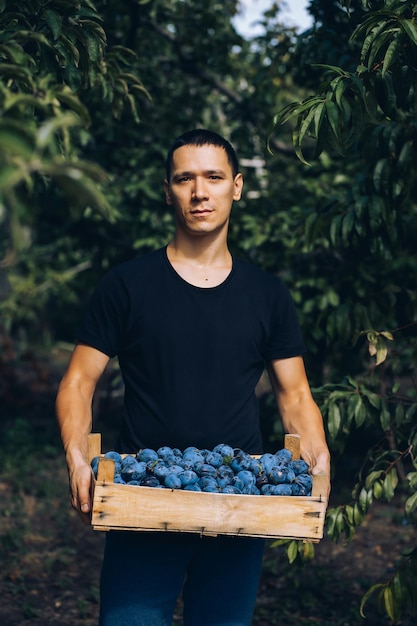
[{"x1": 88, "y1": 433, "x2": 329, "y2": 542}]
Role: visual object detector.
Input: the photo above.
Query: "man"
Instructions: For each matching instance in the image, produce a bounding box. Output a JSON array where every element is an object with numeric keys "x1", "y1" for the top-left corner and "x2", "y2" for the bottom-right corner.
[{"x1": 56, "y1": 129, "x2": 330, "y2": 626}]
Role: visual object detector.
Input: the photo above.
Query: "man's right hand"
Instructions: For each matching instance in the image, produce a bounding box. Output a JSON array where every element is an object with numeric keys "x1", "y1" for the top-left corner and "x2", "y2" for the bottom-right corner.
[{"x1": 69, "y1": 461, "x2": 94, "y2": 525}]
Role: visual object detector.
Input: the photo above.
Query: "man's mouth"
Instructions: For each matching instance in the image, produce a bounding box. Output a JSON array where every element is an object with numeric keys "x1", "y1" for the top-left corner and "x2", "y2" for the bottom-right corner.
[{"x1": 191, "y1": 208, "x2": 213, "y2": 215}]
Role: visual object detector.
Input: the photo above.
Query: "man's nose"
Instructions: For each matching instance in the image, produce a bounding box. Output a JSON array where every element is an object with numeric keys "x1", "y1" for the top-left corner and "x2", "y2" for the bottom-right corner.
[{"x1": 192, "y1": 177, "x2": 209, "y2": 199}]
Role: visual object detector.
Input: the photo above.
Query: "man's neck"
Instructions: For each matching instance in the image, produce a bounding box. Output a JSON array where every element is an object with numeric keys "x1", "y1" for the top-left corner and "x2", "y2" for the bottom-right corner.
[{"x1": 166, "y1": 237, "x2": 232, "y2": 287}]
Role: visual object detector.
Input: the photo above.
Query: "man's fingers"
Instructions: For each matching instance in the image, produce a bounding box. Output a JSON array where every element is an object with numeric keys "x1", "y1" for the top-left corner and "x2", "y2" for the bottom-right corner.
[
  {"x1": 310, "y1": 451, "x2": 330, "y2": 475},
  {"x1": 78, "y1": 470, "x2": 92, "y2": 512},
  {"x1": 69, "y1": 464, "x2": 93, "y2": 522}
]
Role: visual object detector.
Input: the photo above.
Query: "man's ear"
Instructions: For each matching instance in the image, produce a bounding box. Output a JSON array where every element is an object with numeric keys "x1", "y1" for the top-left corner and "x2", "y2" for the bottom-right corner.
[
  {"x1": 233, "y1": 173, "x2": 243, "y2": 201},
  {"x1": 164, "y1": 180, "x2": 172, "y2": 205}
]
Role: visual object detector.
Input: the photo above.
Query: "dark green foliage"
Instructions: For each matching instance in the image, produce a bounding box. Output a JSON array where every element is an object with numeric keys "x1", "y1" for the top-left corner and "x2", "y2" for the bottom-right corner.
[{"x1": 270, "y1": 1, "x2": 417, "y2": 622}]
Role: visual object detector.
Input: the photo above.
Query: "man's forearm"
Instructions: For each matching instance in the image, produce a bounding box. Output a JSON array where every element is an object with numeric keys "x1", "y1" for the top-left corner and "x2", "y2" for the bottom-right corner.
[
  {"x1": 56, "y1": 379, "x2": 93, "y2": 467},
  {"x1": 278, "y1": 394, "x2": 330, "y2": 475}
]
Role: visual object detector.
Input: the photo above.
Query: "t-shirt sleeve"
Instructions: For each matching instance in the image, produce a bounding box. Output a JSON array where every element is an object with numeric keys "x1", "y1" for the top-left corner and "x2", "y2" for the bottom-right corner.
[
  {"x1": 264, "y1": 281, "x2": 305, "y2": 361},
  {"x1": 76, "y1": 270, "x2": 127, "y2": 358}
]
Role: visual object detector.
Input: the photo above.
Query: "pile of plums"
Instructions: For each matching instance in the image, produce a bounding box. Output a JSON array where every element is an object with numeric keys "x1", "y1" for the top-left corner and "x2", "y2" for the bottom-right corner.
[{"x1": 91, "y1": 443, "x2": 312, "y2": 496}]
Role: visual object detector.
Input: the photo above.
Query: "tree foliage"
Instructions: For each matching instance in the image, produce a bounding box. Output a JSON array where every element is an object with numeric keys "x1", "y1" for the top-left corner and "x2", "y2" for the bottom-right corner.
[
  {"x1": 270, "y1": 1, "x2": 417, "y2": 621},
  {"x1": 0, "y1": 0, "x2": 149, "y2": 335}
]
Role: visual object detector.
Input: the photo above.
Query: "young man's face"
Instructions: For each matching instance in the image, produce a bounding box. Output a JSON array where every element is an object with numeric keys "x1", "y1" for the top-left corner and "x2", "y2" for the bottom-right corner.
[{"x1": 164, "y1": 144, "x2": 243, "y2": 238}]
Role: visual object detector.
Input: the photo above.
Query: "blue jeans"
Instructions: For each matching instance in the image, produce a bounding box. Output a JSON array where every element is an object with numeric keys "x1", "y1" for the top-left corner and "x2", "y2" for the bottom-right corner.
[{"x1": 99, "y1": 531, "x2": 265, "y2": 626}]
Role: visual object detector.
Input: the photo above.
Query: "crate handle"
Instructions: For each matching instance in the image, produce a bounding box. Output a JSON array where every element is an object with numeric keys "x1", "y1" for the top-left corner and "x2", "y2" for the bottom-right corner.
[
  {"x1": 284, "y1": 433, "x2": 301, "y2": 460},
  {"x1": 88, "y1": 432, "x2": 102, "y2": 461}
]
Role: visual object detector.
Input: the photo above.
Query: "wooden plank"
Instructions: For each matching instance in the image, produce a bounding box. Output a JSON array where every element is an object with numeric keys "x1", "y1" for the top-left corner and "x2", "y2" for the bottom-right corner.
[
  {"x1": 91, "y1": 482, "x2": 327, "y2": 540},
  {"x1": 284, "y1": 433, "x2": 301, "y2": 460},
  {"x1": 312, "y1": 473, "x2": 329, "y2": 498},
  {"x1": 88, "y1": 432, "x2": 102, "y2": 462},
  {"x1": 97, "y1": 458, "x2": 116, "y2": 482}
]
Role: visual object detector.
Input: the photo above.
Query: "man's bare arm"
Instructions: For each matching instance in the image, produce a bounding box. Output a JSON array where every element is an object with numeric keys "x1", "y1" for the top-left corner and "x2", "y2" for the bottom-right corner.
[
  {"x1": 267, "y1": 356, "x2": 330, "y2": 479},
  {"x1": 56, "y1": 343, "x2": 110, "y2": 523}
]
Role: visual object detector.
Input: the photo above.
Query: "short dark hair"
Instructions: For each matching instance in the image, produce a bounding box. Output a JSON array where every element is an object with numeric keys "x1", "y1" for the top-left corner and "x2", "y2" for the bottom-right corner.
[{"x1": 165, "y1": 129, "x2": 239, "y2": 181}]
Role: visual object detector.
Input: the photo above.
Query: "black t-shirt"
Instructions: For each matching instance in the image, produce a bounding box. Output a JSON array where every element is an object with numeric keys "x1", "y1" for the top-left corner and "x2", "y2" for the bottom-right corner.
[{"x1": 77, "y1": 247, "x2": 305, "y2": 453}]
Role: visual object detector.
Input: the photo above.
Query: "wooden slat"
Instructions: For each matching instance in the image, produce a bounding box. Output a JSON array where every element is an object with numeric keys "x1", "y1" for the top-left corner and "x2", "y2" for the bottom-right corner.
[
  {"x1": 284, "y1": 433, "x2": 301, "y2": 460},
  {"x1": 91, "y1": 482, "x2": 327, "y2": 540},
  {"x1": 97, "y1": 458, "x2": 116, "y2": 482},
  {"x1": 312, "y1": 473, "x2": 329, "y2": 498},
  {"x1": 88, "y1": 433, "x2": 102, "y2": 462}
]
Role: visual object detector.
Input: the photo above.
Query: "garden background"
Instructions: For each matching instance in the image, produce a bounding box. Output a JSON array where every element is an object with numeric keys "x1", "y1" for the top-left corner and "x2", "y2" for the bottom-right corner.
[{"x1": 1, "y1": 1, "x2": 416, "y2": 624}]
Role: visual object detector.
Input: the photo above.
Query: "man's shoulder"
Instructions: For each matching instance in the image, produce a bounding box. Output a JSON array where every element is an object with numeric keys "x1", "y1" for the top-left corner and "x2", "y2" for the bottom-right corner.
[
  {"x1": 234, "y1": 256, "x2": 284, "y2": 287},
  {"x1": 110, "y1": 247, "x2": 165, "y2": 280}
]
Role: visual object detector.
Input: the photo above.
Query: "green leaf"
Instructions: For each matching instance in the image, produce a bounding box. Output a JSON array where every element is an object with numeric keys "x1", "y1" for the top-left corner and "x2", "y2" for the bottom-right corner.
[
  {"x1": 54, "y1": 171, "x2": 110, "y2": 217},
  {"x1": 366, "y1": 391, "x2": 381, "y2": 409},
  {"x1": 327, "y1": 402, "x2": 342, "y2": 440},
  {"x1": 358, "y1": 487, "x2": 371, "y2": 514},
  {"x1": 405, "y1": 491, "x2": 417, "y2": 516},
  {"x1": 0, "y1": 165, "x2": 28, "y2": 192},
  {"x1": 45, "y1": 8, "x2": 63, "y2": 40},
  {"x1": 0, "y1": 63, "x2": 34, "y2": 89},
  {"x1": 83, "y1": 32, "x2": 103, "y2": 63},
  {"x1": 398, "y1": 140, "x2": 413, "y2": 170},
  {"x1": 375, "y1": 338, "x2": 388, "y2": 366},
  {"x1": 353, "y1": 501, "x2": 364, "y2": 525},
  {"x1": 345, "y1": 504, "x2": 355, "y2": 525},
  {"x1": 299, "y1": 103, "x2": 318, "y2": 140},
  {"x1": 312, "y1": 101, "x2": 325, "y2": 137},
  {"x1": 380, "y1": 401, "x2": 391, "y2": 431},
  {"x1": 373, "y1": 480, "x2": 384, "y2": 499},
  {"x1": 2, "y1": 93, "x2": 49, "y2": 114},
  {"x1": 287, "y1": 540, "x2": 298, "y2": 564},
  {"x1": 405, "y1": 404, "x2": 417, "y2": 423},
  {"x1": 325, "y1": 99, "x2": 341, "y2": 144},
  {"x1": 383, "y1": 469, "x2": 398, "y2": 501},
  {"x1": 373, "y1": 158, "x2": 388, "y2": 193},
  {"x1": 0, "y1": 122, "x2": 35, "y2": 158},
  {"x1": 406, "y1": 471, "x2": 417, "y2": 490},
  {"x1": 383, "y1": 584, "x2": 399, "y2": 622},
  {"x1": 395, "y1": 403, "x2": 405, "y2": 425},
  {"x1": 301, "y1": 541, "x2": 315, "y2": 561},
  {"x1": 365, "y1": 470, "x2": 384, "y2": 490},
  {"x1": 382, "y1": 35, "x2": 399, "y2": 77},
  {"x1": 360, "y1": 583, "x2": 385, "y2": 618},
  {"x1": 55, "y1": 90, "x2": 91, "y2": 125},
  {"x1": 36, "y1": 113, "x2": 81, "y2": 150},
  {"x1": 401, "y1": 18, "x2": 417, "y2": 45},
  {"x1": 368, "y1": 27, "x2": 399, "y2": 70},
  {"x1": 341, "y1": 209, "x2": 355, "y2": 242},
  {"x1": 329, "y1": 213, "x2": 342, "y2": 246}
]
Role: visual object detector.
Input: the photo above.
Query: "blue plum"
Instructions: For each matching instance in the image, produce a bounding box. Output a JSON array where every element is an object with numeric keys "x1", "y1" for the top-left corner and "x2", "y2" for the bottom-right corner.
[
  {"x1": 204, "y1": 451, "x2": 223, "y2": 468},
  {"x1": 184, "y1": 483, "x2": 202, "y2": 492},
  {"x1": 104, "y1": 451, "x2": 123, "y2": 464},
  {"x1": 212, "y1": 443, "x2": 234, "y2": 464},
  {"x1": 216, "y1": 465, "x2": 234, "y2": 488},
  {"x1": 164, "y1": 473, "x2": 182, "y2": 489},
  {"x1": 292, "y1": 473, "x2": 313, "y2": 495},
  {"x1": 178, "y1": 470, "x2": 199, "y2": 487},
  {"x1": 275, "y1": 448, "x2": 292, "y2": 464},
  {"x1": 136, "y1": 448, "x2": 158, "y2": 463},
  {"x1": 261, "y1": 484, "x2": 292, "y2": 496},
  {"x1": 140, "y1": 476, "x2": 160, "y2": 488},
  {"x1": 290, "y1": 460, "x2": 310, "y2": 476}
]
